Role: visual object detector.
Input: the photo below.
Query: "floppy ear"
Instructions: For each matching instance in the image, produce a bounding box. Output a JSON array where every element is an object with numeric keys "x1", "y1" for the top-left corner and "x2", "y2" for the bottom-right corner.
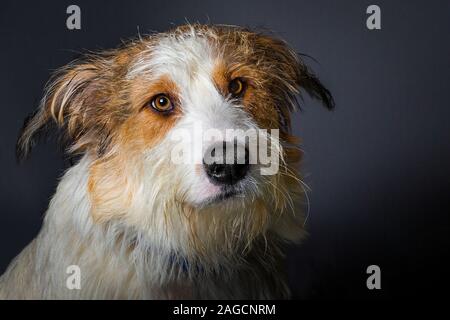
[
  {"x1": 295, "y1": 54, "x2": 335, "y2": 110},
  {"x1": 16, "y1": 58, "x2": 110, "y2": 161},
  {"x1": 256, "y1": 34, "x2": 334, "y2": 127}
]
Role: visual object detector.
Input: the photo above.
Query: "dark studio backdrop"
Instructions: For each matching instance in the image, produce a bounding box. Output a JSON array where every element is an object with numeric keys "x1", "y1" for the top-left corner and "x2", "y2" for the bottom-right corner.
[{"x1": 0, "y1": 0, "x2": 449, "y2": 299}]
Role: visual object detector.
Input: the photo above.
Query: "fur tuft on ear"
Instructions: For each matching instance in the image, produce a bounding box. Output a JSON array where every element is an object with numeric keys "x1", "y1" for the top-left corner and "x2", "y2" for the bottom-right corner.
[
  {"x1": 16, "y1": 106, "x2": 51, "y2": 161},
  {"x1": 16, "y1": 58, "x2": 112, "y2": 161},
  {"x1": 296, "y1": 59, "x2": 335, "y2": 110},
  {"x1": 244, "y1": 30, "x2": 334, "y2": 132}
]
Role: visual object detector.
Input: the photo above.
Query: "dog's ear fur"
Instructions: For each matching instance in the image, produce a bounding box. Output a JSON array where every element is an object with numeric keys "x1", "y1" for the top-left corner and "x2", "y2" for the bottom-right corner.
[
  {"x1": 296, "y1": 55, "x2": 335, "y2": 110},
  {"x1": 248, "y1": 32, "x2": 334, "y2": 135},
  {"x1": 16, "y1": 58, "x2": 111, "y2": 161},
  {"x1": 255, "y1": 33, "x2": 335, "y2": 111}
]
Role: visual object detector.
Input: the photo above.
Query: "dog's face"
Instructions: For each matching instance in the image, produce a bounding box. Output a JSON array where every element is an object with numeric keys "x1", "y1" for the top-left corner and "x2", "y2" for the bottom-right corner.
[{"x1": 18, "y1": 25, "x2": 333, "y2": 258}]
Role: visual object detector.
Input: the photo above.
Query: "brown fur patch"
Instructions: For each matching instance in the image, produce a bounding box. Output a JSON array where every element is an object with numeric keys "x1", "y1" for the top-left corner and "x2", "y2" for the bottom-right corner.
[
  {"x1": 88, "y1": 75, "x2": 182, "y2": 223},
  {"x1": 211, "y1": 60, "x2": 229, "y2": 96},
  {"x1": 127, "y1": 75, "x2": 182, "y2": 148},
  {"x1": 88, "y1": 154, "x2": 136, "y2": 223}
]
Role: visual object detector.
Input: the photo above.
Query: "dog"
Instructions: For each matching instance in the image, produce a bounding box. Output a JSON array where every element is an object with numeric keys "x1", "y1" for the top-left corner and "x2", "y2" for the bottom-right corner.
[{"x1": 0, "y1": 24, "x2": 333, "y2": 299}]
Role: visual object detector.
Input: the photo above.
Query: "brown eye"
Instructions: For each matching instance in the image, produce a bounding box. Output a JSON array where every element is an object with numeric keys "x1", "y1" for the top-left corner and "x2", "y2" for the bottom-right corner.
[
  {"x1": 150, "y1": 94, "x2": 173, "y2": 113},
  {"x1": 228, "y1": 78, "x2": 246, "y2": 97}
]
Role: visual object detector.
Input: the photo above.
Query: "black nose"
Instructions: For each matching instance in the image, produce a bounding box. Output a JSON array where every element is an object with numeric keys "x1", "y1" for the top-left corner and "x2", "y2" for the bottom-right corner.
[{"x1": 203, "y1": 141, "x2": 250, "y2": 186}]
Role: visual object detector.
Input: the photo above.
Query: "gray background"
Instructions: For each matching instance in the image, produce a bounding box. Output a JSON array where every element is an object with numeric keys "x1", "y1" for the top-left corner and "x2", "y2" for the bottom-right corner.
[{"x1": 0, "y1": 0, "x2": 449, "y2": 298}]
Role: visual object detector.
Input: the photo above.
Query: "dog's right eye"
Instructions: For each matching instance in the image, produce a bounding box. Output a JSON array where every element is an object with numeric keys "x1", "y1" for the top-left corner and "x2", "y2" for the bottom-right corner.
[{"x1": 147, "y1": 94, "x2": 174, "y2": 114}]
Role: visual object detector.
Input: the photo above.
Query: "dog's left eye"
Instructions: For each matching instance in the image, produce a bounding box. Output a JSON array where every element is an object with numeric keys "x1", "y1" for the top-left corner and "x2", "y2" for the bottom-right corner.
[
  {"x1": 148, "y1": 94, "x2": 174, "y2": 113},
  {"x1": 228, "y1": 78, "x2": 246, "y2": 98}
]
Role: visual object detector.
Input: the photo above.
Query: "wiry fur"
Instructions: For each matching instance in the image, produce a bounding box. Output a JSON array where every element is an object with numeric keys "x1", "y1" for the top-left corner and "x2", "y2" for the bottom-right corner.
[{"x1": 0, "y1": 24, "x2": 333, "y2": 299}]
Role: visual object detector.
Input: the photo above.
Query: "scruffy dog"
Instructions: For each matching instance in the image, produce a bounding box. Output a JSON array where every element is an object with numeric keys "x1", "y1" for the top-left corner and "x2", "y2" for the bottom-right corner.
[{"x1": 0, "y1": 24, "x2": 333, "y2": 299}]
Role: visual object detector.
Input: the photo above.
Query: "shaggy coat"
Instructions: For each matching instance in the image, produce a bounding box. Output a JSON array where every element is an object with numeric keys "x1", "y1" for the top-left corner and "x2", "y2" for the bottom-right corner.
[{"x1": 0, "y1": 24, "x2": 333, "y2": 299}]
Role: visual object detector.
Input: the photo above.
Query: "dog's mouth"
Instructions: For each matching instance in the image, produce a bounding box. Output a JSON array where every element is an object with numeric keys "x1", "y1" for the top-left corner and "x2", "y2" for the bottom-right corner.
[{"x1": 199, "y1": 186, "x2": 243, "y2": 207}]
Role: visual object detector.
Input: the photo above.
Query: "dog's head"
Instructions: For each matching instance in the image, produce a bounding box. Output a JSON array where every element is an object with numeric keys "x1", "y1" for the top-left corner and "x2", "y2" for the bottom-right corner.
[{"x1": 17, "y1": 24, "x2": 333, "y2": 261}]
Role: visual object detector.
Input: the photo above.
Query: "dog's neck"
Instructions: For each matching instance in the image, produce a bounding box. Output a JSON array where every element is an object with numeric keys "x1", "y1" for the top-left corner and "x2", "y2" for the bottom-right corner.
[{"x1": 33, "y1": 155, "x2": 288, "y2": 298}]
